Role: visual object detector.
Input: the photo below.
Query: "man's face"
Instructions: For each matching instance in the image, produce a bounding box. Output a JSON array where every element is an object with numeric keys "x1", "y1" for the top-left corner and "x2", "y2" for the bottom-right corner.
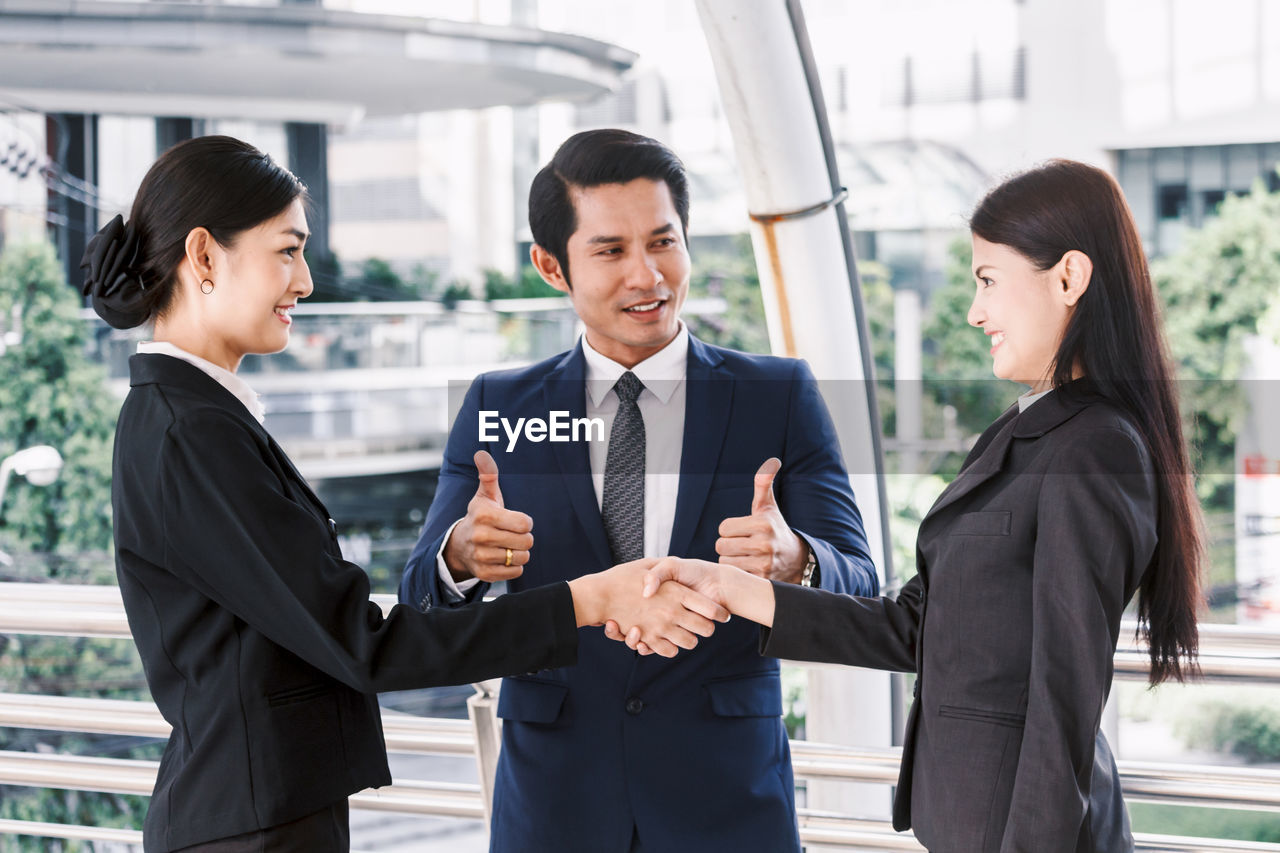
[{"x1": 533, "y1": 178, "x2": 690, "y2": 368}]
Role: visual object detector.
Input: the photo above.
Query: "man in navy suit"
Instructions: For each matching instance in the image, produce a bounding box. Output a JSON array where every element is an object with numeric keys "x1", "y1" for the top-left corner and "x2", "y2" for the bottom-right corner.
[{"x1": 400, "y1": 128, "x2": 878, "y2": 852}]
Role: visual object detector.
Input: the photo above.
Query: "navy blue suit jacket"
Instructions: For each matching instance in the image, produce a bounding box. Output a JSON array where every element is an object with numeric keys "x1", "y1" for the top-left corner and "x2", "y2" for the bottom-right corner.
[{"x1": 400, "y1": 335, "x2": 877, "y2": 852}]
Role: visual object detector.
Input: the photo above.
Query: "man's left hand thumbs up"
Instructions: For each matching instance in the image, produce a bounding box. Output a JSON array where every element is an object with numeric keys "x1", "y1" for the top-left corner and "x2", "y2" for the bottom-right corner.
[{"x1": 715, "y1": 458, "x2": 811, "y2": 584}]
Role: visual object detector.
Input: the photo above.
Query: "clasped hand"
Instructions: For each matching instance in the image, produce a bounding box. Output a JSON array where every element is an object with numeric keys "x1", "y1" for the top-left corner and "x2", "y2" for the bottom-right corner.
[
  {"x1": 576, "y1": 558, "x2": 730, "y2": 658},
  {"x1": 456, "y1": 451, "x2": 777, "y2": 657},
  {"x1": 601, "y1": 557, "x2": 734, "y2": 656},
  {"x1": 597, "y1": 457, "x2": 802, "y2": 655}
]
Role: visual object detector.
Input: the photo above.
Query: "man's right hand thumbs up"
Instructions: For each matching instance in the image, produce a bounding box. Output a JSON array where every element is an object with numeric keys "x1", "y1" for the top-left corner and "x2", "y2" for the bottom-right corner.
[{"x1": 442, "y1": 450, "x2": 534, "y2": 582}]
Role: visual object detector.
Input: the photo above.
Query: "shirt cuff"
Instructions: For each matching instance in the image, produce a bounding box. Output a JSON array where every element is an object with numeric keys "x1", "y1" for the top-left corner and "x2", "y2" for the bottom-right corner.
[{"x1": 437, "y1": 518, "x2": 481, "y2": 602}]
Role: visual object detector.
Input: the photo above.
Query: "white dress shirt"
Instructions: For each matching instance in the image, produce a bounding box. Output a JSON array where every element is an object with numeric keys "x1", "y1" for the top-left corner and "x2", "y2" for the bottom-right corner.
[
  {"x1": 1017, "y1": 387, "x2": 1053, "y2": 413},
  {"x1": 437, "y1": 324, "x2": 690, "y2": 598},
  {"x1": 137, "y1": 341, "x2": 265, "y2": 424}
]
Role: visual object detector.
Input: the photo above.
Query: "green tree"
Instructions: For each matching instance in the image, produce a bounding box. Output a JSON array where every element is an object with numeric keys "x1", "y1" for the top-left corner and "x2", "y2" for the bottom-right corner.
[
  {"x1": 306, "y1": 252, "x2": 443, "y2": 303},
  {"x1": 408, "y1": 262, "x2": 440, "y2": 300},
  {"x1": 856, "y1": 257, "x2": 897, "y2": 436},
  {"x1": 483, "y1": 266, "x2": 556, "y2": 301},
  {"x1": 440, "y1": 279, "x2": 472, "y2": 310},
  {"x1": 684, "y1": 235, "x2": 771, "y2": 355},
  {"x1": 0, "y1": 244, "x2": 116, "y2": 561},
  {"x1": 1151, "y1": 180, "x2": 1280, "y2": 505},
  {"x1": 355, "y1": 257, "x2": 422, "y2": 301},
  {"x1": 1151, "y1": 180, "x2": 1280, "y2": 606},
  {"x1": 0, "y1": 242, "x2": 150, "y2": 847},
  {"x1": 683, "y1": 235, "x2": 900, "y2": 434}
]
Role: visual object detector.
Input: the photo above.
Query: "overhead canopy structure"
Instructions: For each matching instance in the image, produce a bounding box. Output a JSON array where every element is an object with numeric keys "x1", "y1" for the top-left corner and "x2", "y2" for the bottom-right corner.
[{"x1": 0, "y1": 0, "x2": 636, "y2": 125}]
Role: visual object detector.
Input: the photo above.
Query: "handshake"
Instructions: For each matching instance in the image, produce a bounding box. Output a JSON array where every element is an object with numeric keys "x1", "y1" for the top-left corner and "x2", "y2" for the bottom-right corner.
[
  {"x1": 568, "y1": 556, "x2": 733, "y2": 658},
  {"x1": 447, "y1": 451, "x2": 792, "y2": 657}
]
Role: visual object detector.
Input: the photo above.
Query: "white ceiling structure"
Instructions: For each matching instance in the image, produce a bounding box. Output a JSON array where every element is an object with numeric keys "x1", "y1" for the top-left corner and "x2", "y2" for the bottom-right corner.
[{"x1": 0, "y1": 0, "x2": 636, "y2": 125}]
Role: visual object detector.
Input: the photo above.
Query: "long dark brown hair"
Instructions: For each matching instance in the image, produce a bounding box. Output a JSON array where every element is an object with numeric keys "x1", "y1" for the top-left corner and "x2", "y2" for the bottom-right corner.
[{"x1": 971, "y1": 159, "x2": 1202, "y2": 684}]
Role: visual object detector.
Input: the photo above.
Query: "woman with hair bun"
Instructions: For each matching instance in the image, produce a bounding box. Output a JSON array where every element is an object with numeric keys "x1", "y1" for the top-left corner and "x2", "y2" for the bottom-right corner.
[
  {"x1": 87, "y1": 135, "x2": 727, "y2": 852},
  {"x1": 632, "y1": 160, "x2": 1205, "y2": 852}
]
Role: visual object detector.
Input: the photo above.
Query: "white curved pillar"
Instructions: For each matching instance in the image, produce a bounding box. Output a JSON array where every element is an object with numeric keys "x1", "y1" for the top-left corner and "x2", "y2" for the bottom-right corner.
[{"x1": 696, "y1": 0, "x2": 895, "y2": 822}]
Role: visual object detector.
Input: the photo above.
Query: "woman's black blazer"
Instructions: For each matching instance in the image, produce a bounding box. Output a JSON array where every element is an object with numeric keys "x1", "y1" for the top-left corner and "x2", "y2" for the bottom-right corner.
[
  {"x1": 763, "y1": 384, "x2": 1157, "y2": 852},
  {"x1": 112, "y1": 354, "x2": 579, "y2": 851}
]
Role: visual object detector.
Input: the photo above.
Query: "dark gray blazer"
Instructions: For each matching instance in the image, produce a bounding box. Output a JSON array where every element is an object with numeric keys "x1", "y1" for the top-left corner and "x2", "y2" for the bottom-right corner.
[
  {"x1": 113, "y1": 355, "x2": 580, "y2": 851},
  {"x1": 763, "y1": 383, "x2": 1156, "y2": 852}
]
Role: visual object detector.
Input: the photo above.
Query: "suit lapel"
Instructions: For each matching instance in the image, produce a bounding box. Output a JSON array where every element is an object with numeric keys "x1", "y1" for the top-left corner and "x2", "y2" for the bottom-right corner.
[
  {"x1": 922, "y1": 382, "x2": 1097, "y2": 524},
  {"x1": 543, "y1": 345, "x2": 614, "y2": 569},
  {"x1": 922, "y1": 405, "x2": 1019, "y2": 522},
  {"x1": 668, "y1": 338, "x2": 732, "y2": 558},
  {"x1": 265, "y1": 435, "x2": 333, "y2": 522}
]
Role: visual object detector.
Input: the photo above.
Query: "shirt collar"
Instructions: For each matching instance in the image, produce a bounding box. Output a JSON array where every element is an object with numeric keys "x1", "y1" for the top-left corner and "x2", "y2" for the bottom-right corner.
[
  {"x1": 137, "y1": 341, "x2": 266, "y2": 424},
  {"x1": 1017, "y1": 387, "x2": 1053, "y2": 413},
  {"x1": 582, "y1": 322, "x2": 689, "y2": 406}
]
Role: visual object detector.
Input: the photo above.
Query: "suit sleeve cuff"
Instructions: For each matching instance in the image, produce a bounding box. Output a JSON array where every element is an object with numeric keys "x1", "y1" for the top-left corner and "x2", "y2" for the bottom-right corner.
[
  {"x1": 793, "y1": 528, "x2": 822, "y2": 588},
  {"x1": 518, "y1": 582, "x2": 580, "y2": 672},
  {"x1": 758, "y1": 580, "x2": 820, "y2": 659}
]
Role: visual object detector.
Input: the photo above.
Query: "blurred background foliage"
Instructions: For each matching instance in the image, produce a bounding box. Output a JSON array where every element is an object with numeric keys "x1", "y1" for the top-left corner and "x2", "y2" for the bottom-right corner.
[{"x1": 0, "y1": 242, "x2": 150, "y2": 849}]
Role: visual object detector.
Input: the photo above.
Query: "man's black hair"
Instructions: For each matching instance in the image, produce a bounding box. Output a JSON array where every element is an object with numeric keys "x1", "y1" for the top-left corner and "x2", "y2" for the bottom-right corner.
[{"x1": 528, "y1": 128, "x2": 690, "y2": 287}]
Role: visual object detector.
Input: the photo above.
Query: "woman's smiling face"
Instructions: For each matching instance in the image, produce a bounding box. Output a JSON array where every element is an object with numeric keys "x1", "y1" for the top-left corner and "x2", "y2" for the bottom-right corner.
[
  {"x1": 966, "y1": 235, "x2": 1077, "y2": 392},
  {"x1": 175, "y1": 197, "x2": 313, "y2": 371}
]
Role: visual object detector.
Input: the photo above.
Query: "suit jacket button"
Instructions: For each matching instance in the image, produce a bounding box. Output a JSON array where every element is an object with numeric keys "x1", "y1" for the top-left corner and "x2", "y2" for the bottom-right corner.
[{"x1": 625, "y1": 697, "x2": 644, "y2": 715}]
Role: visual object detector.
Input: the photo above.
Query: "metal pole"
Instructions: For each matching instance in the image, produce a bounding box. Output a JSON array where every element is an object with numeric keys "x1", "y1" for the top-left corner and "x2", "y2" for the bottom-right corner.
[
  {"x1": 894, "y1": 290, "x2": 923, "y2": 477},
  {"x1": 466, "y1": 679, "x2": 503, "y2": 823},
  {"x1": 695, "y1": 0, "x2": 894, "y2": 822}
]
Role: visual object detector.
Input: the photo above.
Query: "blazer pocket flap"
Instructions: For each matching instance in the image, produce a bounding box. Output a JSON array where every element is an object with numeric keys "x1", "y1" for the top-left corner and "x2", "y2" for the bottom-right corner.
[
  {"x1": 950, "y1": 510, "x2": 1012, "y2": 536},
  {"x1": 705, "y1": 672, "x2": 783, "y2": 718},
  {"x1": 266, "y1": 682, "x2": 334, "y2": 707},
  {"x1": 497, "y1": 677, "x2": 568, "y2": 723},
  {"x1": 938, "y1": 703, "x2": 1026, "y2": 728}
]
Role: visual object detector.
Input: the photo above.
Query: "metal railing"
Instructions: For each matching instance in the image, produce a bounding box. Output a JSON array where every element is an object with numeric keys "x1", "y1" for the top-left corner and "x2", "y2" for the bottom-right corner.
[
  {"x1": 3, "y1": 582, "x2": 1280, "y2": 851},
  {"x1": 6, "y1": 583, "x2": 1277, "y2": 680}
]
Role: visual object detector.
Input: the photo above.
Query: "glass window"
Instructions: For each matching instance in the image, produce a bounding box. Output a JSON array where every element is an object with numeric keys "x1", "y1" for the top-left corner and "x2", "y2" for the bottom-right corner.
[
  {"x1": 1158, "y1": 184, "x2": 1189, "y2": 220},
  {"x1": 1201, "y1": 189, "x2": 1227, "y2": 219}
]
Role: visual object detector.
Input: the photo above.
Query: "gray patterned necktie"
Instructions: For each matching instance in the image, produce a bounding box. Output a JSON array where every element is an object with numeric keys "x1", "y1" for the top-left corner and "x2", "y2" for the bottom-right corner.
[{"x1": 602, "y1": 371, "x2": 646, "y2": 563}]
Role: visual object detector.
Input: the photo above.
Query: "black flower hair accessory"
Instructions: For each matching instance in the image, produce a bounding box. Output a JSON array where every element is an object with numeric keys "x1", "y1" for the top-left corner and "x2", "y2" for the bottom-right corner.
[{"x1": 80, "y1": 214, "x2": 149, "y2": 329}]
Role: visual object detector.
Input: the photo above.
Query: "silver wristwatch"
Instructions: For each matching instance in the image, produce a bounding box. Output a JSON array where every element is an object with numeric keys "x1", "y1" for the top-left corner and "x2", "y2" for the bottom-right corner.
[{"x1": 799, "y1": 550, "x2": 818, "y2": 587}]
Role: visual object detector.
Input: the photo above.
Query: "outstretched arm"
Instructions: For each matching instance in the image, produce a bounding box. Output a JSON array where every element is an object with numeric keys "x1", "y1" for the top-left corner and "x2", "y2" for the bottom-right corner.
[
  {"x1": 626, "y1": 557, "x2": 922, "y2": 673},
  {"x1": 641, "y1": 557, "x2": 777, "y2": 627}
]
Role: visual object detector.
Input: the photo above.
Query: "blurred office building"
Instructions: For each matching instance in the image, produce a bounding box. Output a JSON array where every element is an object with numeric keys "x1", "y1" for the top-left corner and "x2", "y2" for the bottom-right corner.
[
  {"x1": 8, "y1": 1, "x2": 1280, "y2": 308},
  {"x1": 529, "y1": 0, "x2": 1280, "y2": 285}
]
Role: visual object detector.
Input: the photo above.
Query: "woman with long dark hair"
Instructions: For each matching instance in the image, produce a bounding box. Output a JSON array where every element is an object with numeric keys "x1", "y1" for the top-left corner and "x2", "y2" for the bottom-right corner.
[
  {"x1": 629, "y1": 160, "x2": 1203, "y2": 851},
  {"x1": 85, "y1": 135, "x2": 726, "y2": 852}
]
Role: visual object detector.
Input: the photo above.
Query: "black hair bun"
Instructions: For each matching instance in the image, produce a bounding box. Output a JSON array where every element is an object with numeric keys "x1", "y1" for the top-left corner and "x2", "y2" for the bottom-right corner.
[{"x1": 80, "y1": 214, "x2": 150, "y2": 329}]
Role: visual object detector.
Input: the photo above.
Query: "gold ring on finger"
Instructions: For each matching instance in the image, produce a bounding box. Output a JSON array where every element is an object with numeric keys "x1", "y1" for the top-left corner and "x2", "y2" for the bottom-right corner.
[{"x1": 505, "y1": 548, "x2": 513, "y2": 567}]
